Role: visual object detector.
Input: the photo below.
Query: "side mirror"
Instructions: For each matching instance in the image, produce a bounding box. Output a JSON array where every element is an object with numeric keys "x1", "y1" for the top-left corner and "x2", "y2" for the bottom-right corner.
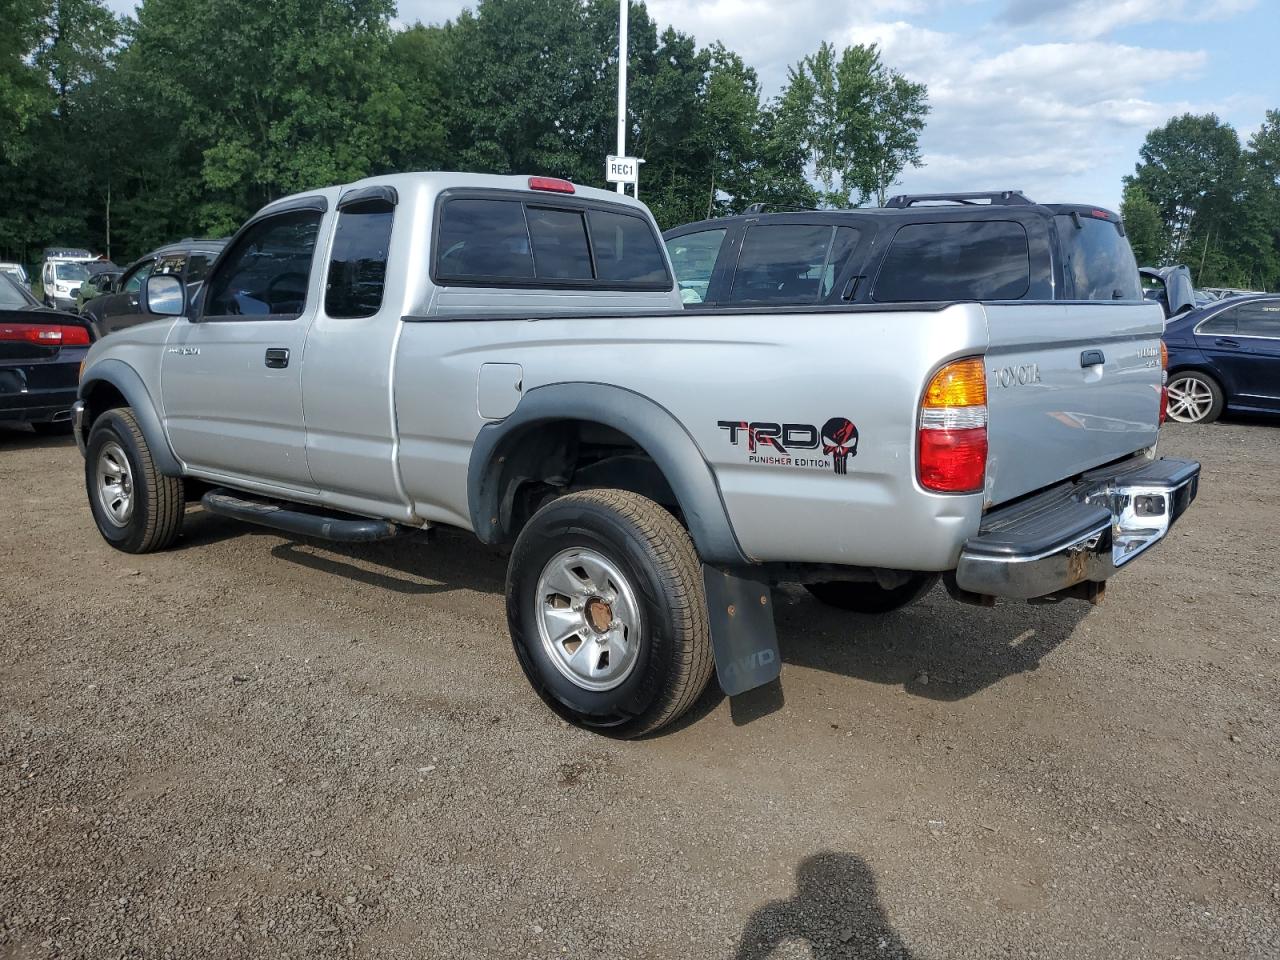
[{"x1": 145, "y1": 274, "x2": 185, "y2": 316}]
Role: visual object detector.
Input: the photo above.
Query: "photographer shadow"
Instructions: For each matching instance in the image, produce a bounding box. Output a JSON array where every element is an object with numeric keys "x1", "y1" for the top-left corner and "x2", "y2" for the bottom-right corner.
[{"x1": 736, "y1": 851, "x2": 916, "y2": 959}]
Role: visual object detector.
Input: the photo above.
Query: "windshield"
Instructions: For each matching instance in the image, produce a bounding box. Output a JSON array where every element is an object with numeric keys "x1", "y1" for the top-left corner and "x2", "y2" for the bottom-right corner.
[
  {"x1": 0, "y1": 274, "x2": 35, "y2": 309},
  {"x1": 55, "y1": 262, "x2": 91, "y2": 282}
]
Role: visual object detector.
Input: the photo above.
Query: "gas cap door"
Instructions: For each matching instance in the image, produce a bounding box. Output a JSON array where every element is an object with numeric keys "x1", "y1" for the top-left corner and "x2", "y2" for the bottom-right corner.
[{"x1": 477, "y1": 363, "x2": 524, "y2": 420}]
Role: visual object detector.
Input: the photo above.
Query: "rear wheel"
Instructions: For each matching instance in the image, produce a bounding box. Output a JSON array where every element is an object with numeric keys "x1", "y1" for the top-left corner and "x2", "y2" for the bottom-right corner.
[
  {"x1": 805, "y1": 574, "x2": 938, "y2": 614},
  {"x1": 85, "y1": 407, "x2": 185, "y2": 553},
  {"x1": 1166, "y1": 371, "x2": 1224, "y2": 424},
  {"x1": 506, "y1": 489, "x2": 714, "y2": 738}
]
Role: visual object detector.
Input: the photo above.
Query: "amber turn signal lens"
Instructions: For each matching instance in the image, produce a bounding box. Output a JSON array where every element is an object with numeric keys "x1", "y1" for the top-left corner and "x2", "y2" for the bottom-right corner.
[{"x1": 923, "y1": 357, "x2": 987, "y2": 408}]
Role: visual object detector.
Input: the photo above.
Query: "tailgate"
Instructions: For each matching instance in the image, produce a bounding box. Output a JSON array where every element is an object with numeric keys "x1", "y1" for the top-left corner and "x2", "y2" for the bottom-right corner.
[{"x1": 982, "y1": 301, "x2": 1165, "y2": 506}]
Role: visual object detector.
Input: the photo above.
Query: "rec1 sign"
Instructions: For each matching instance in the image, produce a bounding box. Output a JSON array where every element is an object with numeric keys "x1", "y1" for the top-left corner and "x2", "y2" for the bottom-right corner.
[{"x1": 606, "y1": 155, "x2": 639, "y2": 185}]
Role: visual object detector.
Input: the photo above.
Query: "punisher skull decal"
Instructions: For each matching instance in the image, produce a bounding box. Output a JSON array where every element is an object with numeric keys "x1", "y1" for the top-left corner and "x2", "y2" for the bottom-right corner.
[
  {"x1": 717, "y1": 416, "x2": 861, "y2": 476},
  {"x1": 820, "y1": 417, "x2": 858, "y2": 474}
]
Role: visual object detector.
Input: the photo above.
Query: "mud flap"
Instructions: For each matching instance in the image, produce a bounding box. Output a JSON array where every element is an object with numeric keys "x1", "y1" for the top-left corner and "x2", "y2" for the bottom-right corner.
[{"x1": 702, "y1": 565, "x2": 781, "y2": 696}]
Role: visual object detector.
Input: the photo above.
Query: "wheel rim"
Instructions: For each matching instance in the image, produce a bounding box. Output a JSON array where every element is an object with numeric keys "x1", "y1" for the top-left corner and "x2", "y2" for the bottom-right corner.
[
  {"x1": 535, "y1": 547, "x2": 642, "y2": 692},
  {"x1": 95, "y1": 440, "x2": 135, "y2": 526},
  {"x1": 1166, "y1": 375, "x2": 1214, "y2": 423}
]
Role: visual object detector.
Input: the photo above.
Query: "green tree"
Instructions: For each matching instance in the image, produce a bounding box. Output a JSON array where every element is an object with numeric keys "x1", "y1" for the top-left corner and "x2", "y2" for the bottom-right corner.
[
  {"x1": 1126, "y1": 113, "x2": 1242, "y2": 264},
  {"x1": 1119, "y1": 181, "x2": 1165, "y2": 266},
  {"x1": 0, "y1": 0, "x2": 51, "y2": 163},
  {"x1": 781, "y1": 41, "x2": 928, "y2": 207}
]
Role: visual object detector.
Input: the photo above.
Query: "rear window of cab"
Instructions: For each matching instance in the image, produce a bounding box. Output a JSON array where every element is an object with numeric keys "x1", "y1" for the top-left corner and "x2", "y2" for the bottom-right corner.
[{"x1": 433, "y1": 193, "x2": 671, "y2": 290}]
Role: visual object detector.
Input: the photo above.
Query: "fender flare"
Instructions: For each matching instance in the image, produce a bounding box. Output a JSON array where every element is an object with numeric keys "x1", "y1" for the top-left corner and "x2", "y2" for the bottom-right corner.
[
  {"x1": 467, "y1": 382, "x2": 749, "y2": 565},
  {"x1": 78, "y1": 358, "x2": 183, "y2": 476}
]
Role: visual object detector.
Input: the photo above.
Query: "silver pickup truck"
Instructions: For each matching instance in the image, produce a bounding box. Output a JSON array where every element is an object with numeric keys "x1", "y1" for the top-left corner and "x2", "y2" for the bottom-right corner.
[{"x1": 73, "y1": 174, "x2": 1199, "y2": 736}]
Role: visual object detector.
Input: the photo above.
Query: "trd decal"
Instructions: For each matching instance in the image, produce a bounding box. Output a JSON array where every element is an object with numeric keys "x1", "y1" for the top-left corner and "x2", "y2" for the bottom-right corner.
[{"x1": 717, "y1": 419, "x2": 859, "y2": 475}]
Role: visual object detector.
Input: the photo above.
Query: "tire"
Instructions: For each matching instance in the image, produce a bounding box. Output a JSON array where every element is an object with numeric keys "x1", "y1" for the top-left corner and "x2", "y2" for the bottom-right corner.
[
  {"x1": 1166, "y1": 371, "x2": 1224, "y2": 424},
  {"x1": 506, "y1": 489, "x2": 714, "y2": 738},
  {"x1": 85, "y1": 407, "x2": 185, "y2": 553},
  {"x1": 805, "y1": 574, "x2": 938, "y2": 614},
  {"x1": 31, "y1": 420, "x2": 73, "y2": 437}
]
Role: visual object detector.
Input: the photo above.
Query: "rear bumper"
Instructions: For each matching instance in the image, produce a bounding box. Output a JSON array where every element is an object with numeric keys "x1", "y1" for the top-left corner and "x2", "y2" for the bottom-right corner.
[
  {"x1": 955, "y1": 457, "x2": 1200, "y2": 600},
  {"x1": 72, "y1": 399, "x2": 87, "y2": 454}
]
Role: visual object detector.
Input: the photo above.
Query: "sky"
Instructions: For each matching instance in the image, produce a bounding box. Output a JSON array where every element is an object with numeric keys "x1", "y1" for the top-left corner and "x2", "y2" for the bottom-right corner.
[{"x1": 104, "y1": 0, "x2": 1279, "y2": 210}]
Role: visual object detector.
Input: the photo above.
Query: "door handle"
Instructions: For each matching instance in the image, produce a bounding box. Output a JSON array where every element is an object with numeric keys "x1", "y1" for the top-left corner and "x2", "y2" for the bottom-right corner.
[
  {"x1": 1213, "y1": 337, "x2": 1240, "y2": 348},
  {"x1": 1080, "y1": 349, "x2": 1105, "y2": 367},
  {"x1": 264, "y1": 347, "x2": 290, "y2": 368}
]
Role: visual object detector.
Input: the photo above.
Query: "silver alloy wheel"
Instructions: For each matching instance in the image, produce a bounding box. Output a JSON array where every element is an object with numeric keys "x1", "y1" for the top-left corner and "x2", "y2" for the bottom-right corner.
[
  {"x1": 535, "y1": 547, "x2": 642, "y2": 692},
  {"x1": 95, "y1": 440, "x2": 135, "y2": 526},
  {"x1": 1166, "y1": 375, "x2": 1215, "y2": 423}
]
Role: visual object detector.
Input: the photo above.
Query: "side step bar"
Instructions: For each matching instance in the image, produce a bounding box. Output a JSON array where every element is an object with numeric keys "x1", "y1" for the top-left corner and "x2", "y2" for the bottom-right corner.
[{"x1": 201, "y1": 488, "x2": 408, "y2": 543}]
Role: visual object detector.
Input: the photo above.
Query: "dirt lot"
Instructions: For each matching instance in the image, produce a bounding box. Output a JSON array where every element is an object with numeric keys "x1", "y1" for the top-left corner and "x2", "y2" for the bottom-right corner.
[{"x1": 1, "y1": 420, "x2": 1278, "y2": 960}]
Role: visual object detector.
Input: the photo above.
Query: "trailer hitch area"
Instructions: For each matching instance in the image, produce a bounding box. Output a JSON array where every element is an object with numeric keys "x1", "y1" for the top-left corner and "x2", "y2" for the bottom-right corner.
[{"x1": 702, "y1": 565, "x2": 782, "y2": 697}]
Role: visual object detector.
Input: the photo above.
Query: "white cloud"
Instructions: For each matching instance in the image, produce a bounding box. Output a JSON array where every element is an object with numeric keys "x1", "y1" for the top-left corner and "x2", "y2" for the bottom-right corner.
[
  {"x1": 834, "y1": 22, "x2": 1216, "y2": 208},
  {"x1": 999, "y1": 0, "x2": 1257, "y2": 41}
]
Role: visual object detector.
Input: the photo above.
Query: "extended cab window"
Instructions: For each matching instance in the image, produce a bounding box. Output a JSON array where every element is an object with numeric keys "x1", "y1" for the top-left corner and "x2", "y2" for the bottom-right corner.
[
  {"x1": 666, "y1": 229, "x2": 726, "y2": 304},
  {"x1": 729, "y1": 224, "x2": 860, "y2": 304},
  {"x1": 873, "y1": 220, "x2": 1030, "y2": 302},
  {"x1": 204, "y1": 210, "x2": 322, "y2": 318},
  {"x1": 1057, "y1": 214, "x2": 1141, "y2": 300},
  {"x1": 326, "y1": 200, "x2": 395, "y2": 318}
]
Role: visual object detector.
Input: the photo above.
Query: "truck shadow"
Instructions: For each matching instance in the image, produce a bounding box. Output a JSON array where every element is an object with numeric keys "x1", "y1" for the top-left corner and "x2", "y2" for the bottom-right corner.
[
  {"x1": 774, "y1": 583, "x2": 1091, "y2": 702},
  {"x1": 735, "y1": 851, "x2": 917, "y2": 959},
  {"x1": 179, "y1": 511, "x2": 1090, "y2": 706}
]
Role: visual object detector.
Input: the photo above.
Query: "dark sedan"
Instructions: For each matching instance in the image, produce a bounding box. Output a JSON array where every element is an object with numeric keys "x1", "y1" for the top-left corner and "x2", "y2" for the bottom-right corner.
[
  {"x1": 0, "y1": 272, "x2": 94, "y2": 435},
  {"x1": 1164, "y1": 293, "x2": 1280, "y2": 423}
]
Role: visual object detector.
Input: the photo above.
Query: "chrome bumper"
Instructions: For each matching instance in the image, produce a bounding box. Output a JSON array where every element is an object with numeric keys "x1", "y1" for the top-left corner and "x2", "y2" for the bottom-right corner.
[
  {"x1": 71, "y1": 399, "x2": 87, "y2": 456},
  {"x1": 955, "y1": 457, "x2": 1200, "y2": 600}
]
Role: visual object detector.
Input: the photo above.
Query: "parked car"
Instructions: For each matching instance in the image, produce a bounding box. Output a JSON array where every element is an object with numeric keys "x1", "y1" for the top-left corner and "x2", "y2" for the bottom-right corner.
[
  {"x1": 75, "y1": 262, "x2": 122, "y2": 313},
  {"x1": 82, "y1": 239, "x2": 225, "y2": 339},
  {"x1": 664, "y1": 191, "x2": 1167, "y2": 307},
  {"x1": 0, "y1": 272, "x2": 94, "y2": 434},
  {"x1": 1163, "y1": 293, "x2": 1280, "y2": 422},
  {"x1": 73, "y1": 174, "x2": 1198, "y2": 737},
  {"x1": 0, "y1": 262, "x2": 29, "y2": 288},
  {"x1": 39, "y1": 250, "x2": 96, "y2": 312}
]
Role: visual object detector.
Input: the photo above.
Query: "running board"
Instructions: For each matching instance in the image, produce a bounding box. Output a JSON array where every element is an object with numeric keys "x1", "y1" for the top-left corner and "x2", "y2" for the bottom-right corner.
[{"x1": 201, "y1": 488, "x2": 408, "y2": 543}]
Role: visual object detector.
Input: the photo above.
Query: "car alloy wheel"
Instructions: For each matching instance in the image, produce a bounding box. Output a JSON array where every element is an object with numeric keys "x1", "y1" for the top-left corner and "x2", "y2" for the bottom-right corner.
[{"x1": 1166, "y1": 375, "x2": 1216, "y2": 423}]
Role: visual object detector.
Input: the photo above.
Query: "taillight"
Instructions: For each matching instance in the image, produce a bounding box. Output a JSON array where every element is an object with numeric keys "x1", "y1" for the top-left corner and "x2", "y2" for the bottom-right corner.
[
  {"x1": 0, "y1": 323, "x2": 90, "y2": 346},
  {"x1": 1159, "y1": 340, "x2": 1169, "y2": 425},
  {"x1": 919, "y1": 357, "x2": 987, "y2": 493},
  {"x1": 528, "y1": 176, "x2": 575, "y2": 194}
]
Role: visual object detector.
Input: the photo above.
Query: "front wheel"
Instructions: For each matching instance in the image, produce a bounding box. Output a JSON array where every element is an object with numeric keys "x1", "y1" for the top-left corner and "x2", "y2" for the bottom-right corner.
[
  {"x1": 1166, "y1": 371, "x2": 1224, "y2": 424},
  {"x1": 805, "y1": 574, "x2": 938, "y2": 614},
  {"x1": 506, "y1": 489, "x2": 714, "y2": 738},
  {"x1": 85, "y1": 407, "x2": 186, "y2": 553}
]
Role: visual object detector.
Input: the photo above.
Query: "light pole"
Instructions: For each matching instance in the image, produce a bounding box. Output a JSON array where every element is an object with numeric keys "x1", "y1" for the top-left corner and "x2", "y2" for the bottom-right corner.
[{"x1": 615, "y1": 0, "x2": 628, "y2": 195}]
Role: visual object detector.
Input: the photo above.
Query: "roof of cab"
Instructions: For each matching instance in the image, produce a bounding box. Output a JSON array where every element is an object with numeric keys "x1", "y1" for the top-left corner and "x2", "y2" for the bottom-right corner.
[{"x1": 259, "y1": 171, "x2": 652, "y2": 219}]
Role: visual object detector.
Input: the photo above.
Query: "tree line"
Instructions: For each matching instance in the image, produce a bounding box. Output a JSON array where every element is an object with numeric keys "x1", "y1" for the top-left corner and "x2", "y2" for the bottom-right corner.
[
  {"x1": 1122, "y1": 110, "x2": 1280, "y2": 291},
  {"x1": 0, "y1": 0, "x2": 929, "y2": 267}
]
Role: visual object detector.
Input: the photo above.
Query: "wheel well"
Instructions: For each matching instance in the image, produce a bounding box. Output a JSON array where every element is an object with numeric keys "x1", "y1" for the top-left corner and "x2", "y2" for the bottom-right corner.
[
  {"x1": 79, "y1": 379, "x2": 128, "y2": 442},
  {"x1": 488, "y1": 419, "x2": 681, "y2": 544}
]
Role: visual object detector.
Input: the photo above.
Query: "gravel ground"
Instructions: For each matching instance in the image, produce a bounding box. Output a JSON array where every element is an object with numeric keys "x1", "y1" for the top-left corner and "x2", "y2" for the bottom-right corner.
[{"x1": 1, "y1": 420, "x2": 1278, "y2": 959}]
